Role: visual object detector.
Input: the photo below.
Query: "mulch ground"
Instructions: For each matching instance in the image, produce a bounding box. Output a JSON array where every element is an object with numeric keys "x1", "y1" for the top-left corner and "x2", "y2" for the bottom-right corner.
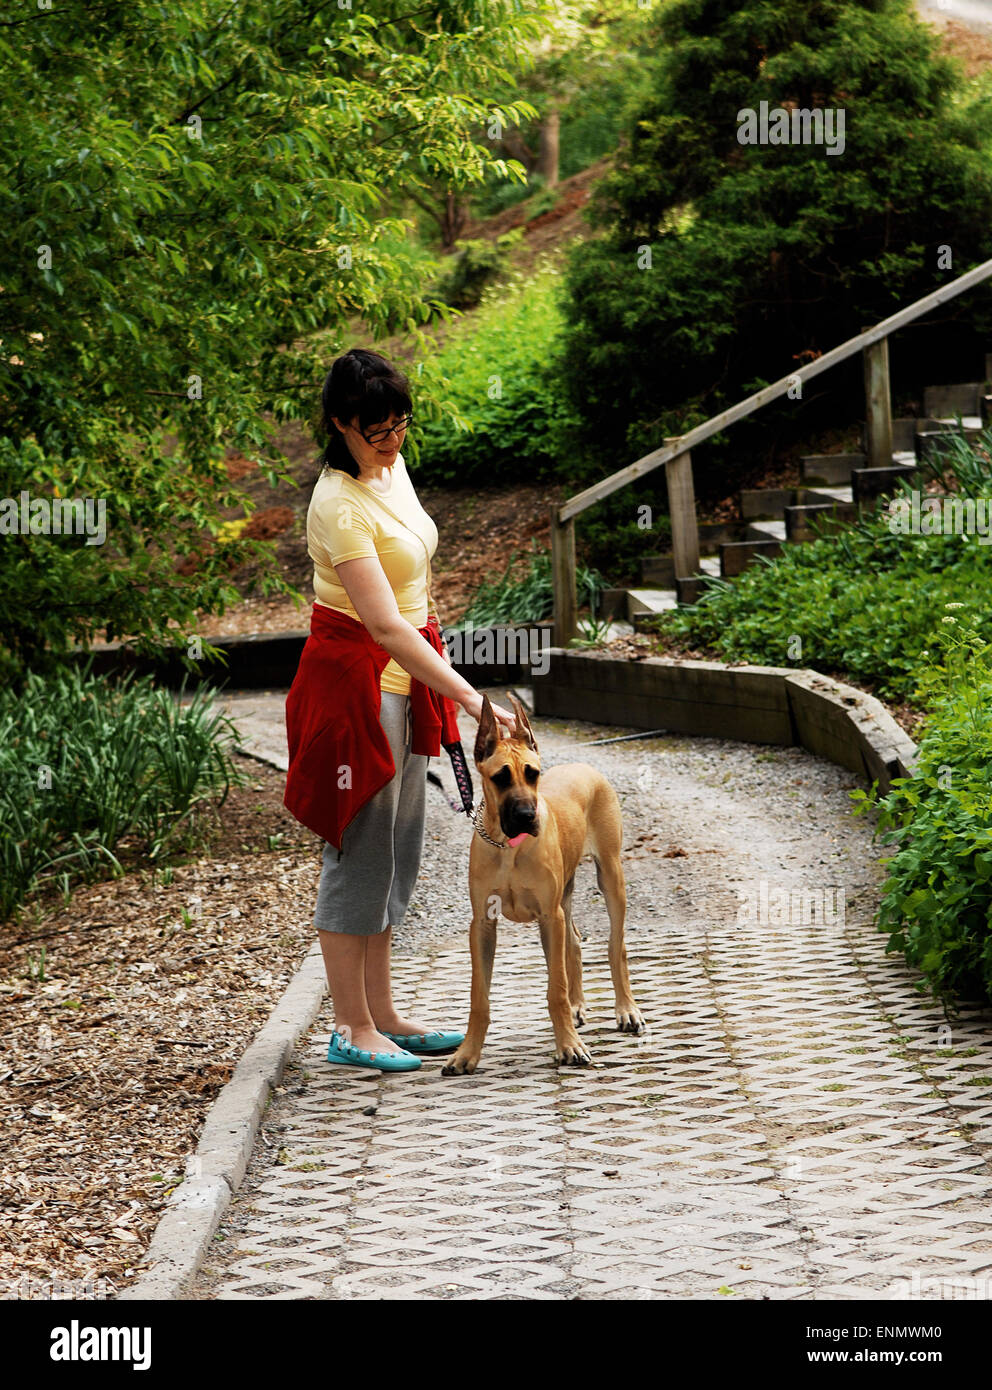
[{"x1": 0, "y1": 759, "x2": 321, "y2": 1298}]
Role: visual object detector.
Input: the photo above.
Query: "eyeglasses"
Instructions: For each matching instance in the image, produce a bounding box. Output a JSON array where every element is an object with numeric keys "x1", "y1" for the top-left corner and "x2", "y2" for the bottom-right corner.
[{"x1": 359, "y1": 413, "x2": 413, "y2": 445}]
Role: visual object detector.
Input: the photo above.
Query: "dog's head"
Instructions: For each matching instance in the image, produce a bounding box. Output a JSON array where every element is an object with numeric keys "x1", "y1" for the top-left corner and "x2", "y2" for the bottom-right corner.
[{"x1": 474, "y1": 694, "x2": 541, "y2": 842}]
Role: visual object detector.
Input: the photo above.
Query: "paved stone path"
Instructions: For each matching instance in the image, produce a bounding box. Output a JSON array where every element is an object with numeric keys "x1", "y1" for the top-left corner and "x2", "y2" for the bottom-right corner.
[{"x1": 189, "y1": 691, "x2": 992, "y2": 1300}]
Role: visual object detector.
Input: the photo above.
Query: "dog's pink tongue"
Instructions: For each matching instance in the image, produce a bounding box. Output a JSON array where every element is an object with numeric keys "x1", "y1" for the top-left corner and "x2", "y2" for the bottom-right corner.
[{"x1": 507, "y1": 832, "x2": 529, "y2": 847}]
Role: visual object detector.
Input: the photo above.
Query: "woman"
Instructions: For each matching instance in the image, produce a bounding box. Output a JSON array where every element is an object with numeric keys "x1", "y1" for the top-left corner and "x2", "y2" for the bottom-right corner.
[{"x1": 284, "y1": 348, "x2": 516, "y2": 1072}]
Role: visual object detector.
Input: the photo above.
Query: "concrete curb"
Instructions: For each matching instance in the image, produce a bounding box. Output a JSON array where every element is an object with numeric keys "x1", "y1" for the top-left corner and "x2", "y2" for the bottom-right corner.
[
  {"x1": 532, "y1": 649, "x2": 917, "y2": 794},
  {"x1": 72, "y1": 621, "x2": 548, "y2": 690},
  {"x1": 117, "y1": 943, "x2": 328, "y2": 1301}
]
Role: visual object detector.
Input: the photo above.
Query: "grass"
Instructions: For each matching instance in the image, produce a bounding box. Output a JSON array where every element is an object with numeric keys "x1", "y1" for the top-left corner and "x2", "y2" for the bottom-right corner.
[{"x1": 0, "y1": 660, "x2": 249, "y2": 922}]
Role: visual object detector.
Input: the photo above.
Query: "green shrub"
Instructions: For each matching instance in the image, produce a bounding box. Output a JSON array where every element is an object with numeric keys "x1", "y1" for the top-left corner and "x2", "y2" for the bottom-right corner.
[
  {"x1": 522, "y1": 184, "x2": 561, "y2": 223},
  {"x1": 454, "y1": 539, "x2": 605, "y2": 628},
  {"x1": 577, "y1": 496, "x2": 672, "y2": 588},
  {"x1": 857, "y1": 606, "x2": 992, "y2": 1007},
  {"x1": 0, "y1": 663, "x2": 249, "y2": 921},
  {"x1": 414, "y1": 260, "x2": 582, "y2": 486},
  {"x1": 434, "y1": 233, "x2": 521, "y2": 310},
  {"x1": 655, "y1": 520, "x2": 991, "y2": 705}
]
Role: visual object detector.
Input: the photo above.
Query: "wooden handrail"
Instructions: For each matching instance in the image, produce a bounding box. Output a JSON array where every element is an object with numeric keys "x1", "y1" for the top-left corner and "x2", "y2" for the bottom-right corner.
[
  {"x1": 550, "y1": 255, "x2": 992, "y2": 644},
  {"x1": 559, "y1": 255, "x2": 992, "y2": 523}
]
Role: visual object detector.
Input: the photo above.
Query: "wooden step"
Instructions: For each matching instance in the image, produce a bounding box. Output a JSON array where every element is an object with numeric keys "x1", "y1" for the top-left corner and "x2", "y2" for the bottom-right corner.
[
  {"x1": 890, "y1": 418, "x2": 919, "y2": 454},
  {"x1": 800, "y1": 453, "x2": 864, "y2": 486},
  {"x1": 851, "y1": 463, "x2": 918, "y2": 505},
  {"x1": 916, "y1": 416, "x2": 983, "y2": 462},
  {"x1": 641, "y1": 534, "x2": 742, "y2": 586},
  {"x1": 801, "y1": 484, "x2": 854, "y2": 505},
  {"x1": 640, "y1": 555, "x2": 676, "y2": 587},
  {"x1": 740, "y1": 488, "x2": 796, "y2": 520},
  {"x1": 600, "y1": 588, "x2": 634, "y2": 620},
  {"x1": 696, "y1": 521, "x2": 745, "y2": 551},
  {"x1": 675, "y1": 576, "x2": 706, "y2": 605},
  {"x1": 720, "y1": 539, "x2": 784, "y2": 578},
  {"x1": 923, "y1": 383, "x2": 985, "y2": 419},
  {"x1": 917, "y1": 415, "x2": 982, "y2": 433},
  {"x1": 746, "y1": 519, "x2": 787, "y2": 543},
  {"x1": 626, "y1": 587, "x2": 678, "y2": 617},
  {"x1": 784, "y1": 500, "x2": 858, "y2": 542}
]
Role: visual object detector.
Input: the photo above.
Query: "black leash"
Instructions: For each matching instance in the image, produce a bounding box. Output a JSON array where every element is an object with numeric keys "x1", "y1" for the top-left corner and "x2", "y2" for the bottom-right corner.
[{"x1": 428, "y1": 740, "x2": 475, "y2": 815}]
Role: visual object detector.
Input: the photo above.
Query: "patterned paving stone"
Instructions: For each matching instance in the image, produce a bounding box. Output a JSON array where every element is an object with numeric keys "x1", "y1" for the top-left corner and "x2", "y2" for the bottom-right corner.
[
  {"x1": 187, "y1": 712, "x2": 992, "y2": 1301},
  {"x1": 190, "y1": 921, "x2": 992, "y2": 1301}
]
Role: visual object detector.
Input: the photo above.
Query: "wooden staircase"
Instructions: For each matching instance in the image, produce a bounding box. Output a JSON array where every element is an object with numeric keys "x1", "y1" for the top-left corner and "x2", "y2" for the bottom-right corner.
[{"x1": 600, "y1": 369, "x2": 992, "y2": 628}]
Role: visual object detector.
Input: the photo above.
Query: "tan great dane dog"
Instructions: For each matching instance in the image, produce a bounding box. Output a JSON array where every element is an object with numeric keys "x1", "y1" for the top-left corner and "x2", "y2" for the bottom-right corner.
[{"x1": 442, "y1": 694, "x2": 644, "y2": 1075}]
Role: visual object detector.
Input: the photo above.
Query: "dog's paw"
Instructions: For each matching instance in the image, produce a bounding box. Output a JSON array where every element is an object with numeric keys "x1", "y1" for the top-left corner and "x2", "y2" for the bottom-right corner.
[
  {"x1": 616, "y1": 1005, "x2": 645, "y2": 1035},
  {"x1": 572, "y1": 1004, "x2": 587, "y2": 1028},
  {"x1": 441, "y1": 1052, "x2": 479, "y2": 1077},
  {"x1": 556, "y1": 1041, "x2": 592, "y2": 1067}
]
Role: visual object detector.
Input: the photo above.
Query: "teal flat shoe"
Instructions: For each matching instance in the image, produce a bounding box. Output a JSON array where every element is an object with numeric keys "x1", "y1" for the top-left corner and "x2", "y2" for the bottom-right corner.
[
  {"x1": 379, "y1": 1030, "x2": 465, "y2": 1055},
  {"x1": 326, "y1": 1030, "x2": 421, "y2": 1072}
]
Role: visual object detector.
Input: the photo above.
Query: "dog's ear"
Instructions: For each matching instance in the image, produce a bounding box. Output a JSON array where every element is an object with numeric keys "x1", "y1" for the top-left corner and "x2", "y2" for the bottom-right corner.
[
  {"x1": 509, "y1": 695, "x2": 538, "y2": 753},
  {"x1": 474, "y1": 693, "x2": 502, "y2": 765}
]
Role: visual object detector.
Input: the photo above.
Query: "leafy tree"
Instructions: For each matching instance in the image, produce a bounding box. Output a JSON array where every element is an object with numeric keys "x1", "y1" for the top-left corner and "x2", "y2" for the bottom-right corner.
[
  {"x1": 472, "y1": 0, "x2": 659, "y2": 217},
  {"x1": 554, "y1": 0, "x2": 992, "y2": 490},
  {"x1": 0, "y1": 0, "x2": 542, "y2": 681}
]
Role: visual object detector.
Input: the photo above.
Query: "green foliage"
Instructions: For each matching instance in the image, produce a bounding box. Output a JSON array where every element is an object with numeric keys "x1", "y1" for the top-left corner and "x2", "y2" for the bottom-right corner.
[
  {"x1": 454, "y1": 539, "x2": 605, "y2": 627},
  {"x1": 470, "y1": 0, "x2": 661, "y2": 217},
  {"x1": 434, "y1": 232, "x2": 523, "y2": 309},
  {"x1": 659, "y1": 520, "x2": 992, "y2": 703},
  {"x1": 522, "y1": 184, "x2": 562, "y2": 222},
  {"x1": 0, "y1": 663, "x2": 249, "y2": 921},
  {"x1": 657, "y1": 430, "x2": 992, "y2": 703},
  {"x1": 554, "y1": 0, "x2": 992, "y2": 476},
  {"x1": 0, "y1": 0, "x2": 545, "y2": 676},
  {"x1": 557, "y1": 55, "x2": 656, "y2": 180},
  {"x1": 857, "y1": 607, "x2": 992, "y2": 1008},
  {"x1": 578, "y1": 498, "x2": 672, "y2": 587},
  {"x1": 414, "y1": 260, "x2": 582, "y2": 485}
]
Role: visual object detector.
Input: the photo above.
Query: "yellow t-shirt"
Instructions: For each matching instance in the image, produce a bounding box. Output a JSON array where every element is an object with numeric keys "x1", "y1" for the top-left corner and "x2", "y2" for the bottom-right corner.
[{"x1": 306, "y1": 452, "x2": 438, "y2": 695}]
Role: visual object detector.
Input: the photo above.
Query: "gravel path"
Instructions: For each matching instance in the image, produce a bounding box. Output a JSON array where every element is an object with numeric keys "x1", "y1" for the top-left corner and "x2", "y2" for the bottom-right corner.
[
  {"x1": 185, "y1": 689, "x2": 992, "y2": 1300},
  {"x1": 219, "y1": 688, "x2": 877, "y2": 956}
]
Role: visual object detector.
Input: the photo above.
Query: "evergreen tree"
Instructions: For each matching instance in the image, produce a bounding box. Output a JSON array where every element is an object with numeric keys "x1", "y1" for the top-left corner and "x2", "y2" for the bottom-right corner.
[{"x1": 556, "y1": 0, "x2": 992, "y2": 486}]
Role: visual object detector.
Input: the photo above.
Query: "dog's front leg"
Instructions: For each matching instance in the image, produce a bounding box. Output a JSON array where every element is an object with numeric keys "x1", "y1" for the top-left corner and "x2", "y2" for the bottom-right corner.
[
  {"x1": 442, "y1": 914, "x2": 496, "y2": 1076},
  {"x1": 539, "y1": 908, "x2": 591, "y2": 1066}
]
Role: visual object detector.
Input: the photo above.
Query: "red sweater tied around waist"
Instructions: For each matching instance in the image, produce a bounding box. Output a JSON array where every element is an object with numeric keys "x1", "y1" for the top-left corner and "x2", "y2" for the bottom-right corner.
[{"x1": 283, "y1": 602, "x2": 461, "y2": 851}]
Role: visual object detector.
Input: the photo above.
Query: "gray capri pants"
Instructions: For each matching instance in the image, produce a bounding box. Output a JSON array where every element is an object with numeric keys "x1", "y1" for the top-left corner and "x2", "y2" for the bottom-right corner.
[{"x1": 313, "y1": 691, "x2": 428, "y2": 936}]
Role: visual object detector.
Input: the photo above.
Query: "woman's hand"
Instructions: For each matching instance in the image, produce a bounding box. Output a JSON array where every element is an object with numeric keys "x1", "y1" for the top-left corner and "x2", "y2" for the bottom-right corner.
[{"x1": 460, "y1": 689, "x2": 516, "y2": 733}]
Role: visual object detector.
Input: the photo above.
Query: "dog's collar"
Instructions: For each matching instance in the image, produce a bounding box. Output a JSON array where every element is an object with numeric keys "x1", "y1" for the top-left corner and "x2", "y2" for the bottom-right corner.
[{"x1": 473, "y1": 798, "x2": 510, "y2": 850}]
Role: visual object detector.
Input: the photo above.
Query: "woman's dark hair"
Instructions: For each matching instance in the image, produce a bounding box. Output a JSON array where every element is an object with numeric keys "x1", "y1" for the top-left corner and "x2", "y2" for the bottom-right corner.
[{"x1": 319, "y1": 348, "x2": 413, "y2": 479}]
